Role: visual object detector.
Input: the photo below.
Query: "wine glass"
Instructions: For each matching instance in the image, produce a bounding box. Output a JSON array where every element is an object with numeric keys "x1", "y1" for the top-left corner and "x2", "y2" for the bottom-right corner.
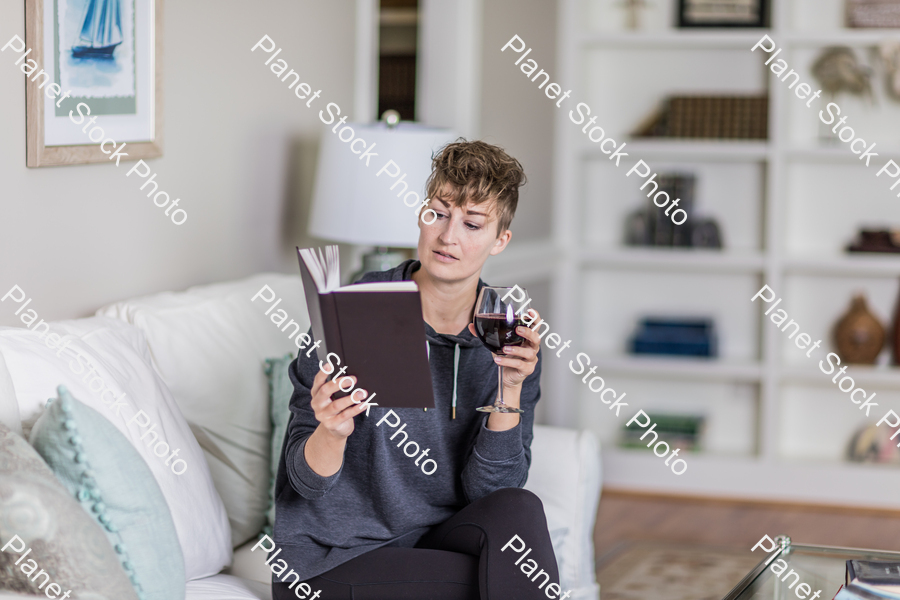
[{"x1": 473, "y1": 286, "x2": 531, "y2": 414}]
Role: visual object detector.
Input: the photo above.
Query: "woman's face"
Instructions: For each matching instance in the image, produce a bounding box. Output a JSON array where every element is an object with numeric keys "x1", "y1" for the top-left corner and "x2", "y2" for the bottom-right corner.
[{"x1": 416, "y1": 190, "x2": 511, "y2": 284}]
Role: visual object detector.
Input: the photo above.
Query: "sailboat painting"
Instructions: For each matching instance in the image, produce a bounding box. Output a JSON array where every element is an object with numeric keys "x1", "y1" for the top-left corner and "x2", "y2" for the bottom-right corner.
[
  {"x1": 58, "y1": 0, "x2": 135, "y2": 100},
  {"x1": 72, "y1": 0, "x2": 123, "y2": 58}
]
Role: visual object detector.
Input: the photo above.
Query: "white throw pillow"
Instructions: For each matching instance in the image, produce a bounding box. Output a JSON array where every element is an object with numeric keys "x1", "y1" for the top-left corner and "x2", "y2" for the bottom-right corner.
[
  {"x1": 99, "y1": 273, "x2": 309, "y2": 547},
  {"x1": 0, "y1": 355, "x2": 20, "y2": 435},
  {"x1": 0, "y1": 317, "x2": 232, "y2": 581}
]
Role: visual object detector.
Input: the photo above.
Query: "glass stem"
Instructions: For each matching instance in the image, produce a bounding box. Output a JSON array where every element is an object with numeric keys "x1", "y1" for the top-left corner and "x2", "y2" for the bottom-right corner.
[{"x1": 497, "y1": 365, "x2": 504, "y2": 407}]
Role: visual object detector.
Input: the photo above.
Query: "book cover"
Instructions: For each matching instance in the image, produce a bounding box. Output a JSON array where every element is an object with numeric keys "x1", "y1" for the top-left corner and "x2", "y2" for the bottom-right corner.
[
  {"x1": 848, "y1": 560, "x2": 900, "y2": 594},
  {"x1": 296, "y1": 246, "x2": 435, "y2": 409},
  {"x1": 837, "y1": 584, "x2": 900, "y2": 600}
]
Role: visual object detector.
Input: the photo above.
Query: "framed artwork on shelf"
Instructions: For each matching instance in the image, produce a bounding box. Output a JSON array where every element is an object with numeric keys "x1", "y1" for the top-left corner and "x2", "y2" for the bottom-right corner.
[
  {"x1": 24, "y1": 0, "x2": 163, "y2": 167},
  {"x1": 847, "y1": 0, "x2": 900, "y2": 28},
  {"x1": 677, "y1": 0, "x2": 769, "y2": 28}
]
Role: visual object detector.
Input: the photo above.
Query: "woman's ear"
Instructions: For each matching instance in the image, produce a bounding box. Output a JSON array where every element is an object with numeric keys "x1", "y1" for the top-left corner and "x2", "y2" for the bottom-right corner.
[{"x1": 490, "y1": 229, "x2": 513, "y2": 256}]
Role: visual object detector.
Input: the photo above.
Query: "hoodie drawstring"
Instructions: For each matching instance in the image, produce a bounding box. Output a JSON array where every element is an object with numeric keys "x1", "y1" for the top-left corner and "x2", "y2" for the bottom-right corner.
[
  {"x1": 425, "y1": 340, "x2": 460, "y2": 419},
  {"x1": 451, "y1": 343, "x2": 460, "y2": 420}
]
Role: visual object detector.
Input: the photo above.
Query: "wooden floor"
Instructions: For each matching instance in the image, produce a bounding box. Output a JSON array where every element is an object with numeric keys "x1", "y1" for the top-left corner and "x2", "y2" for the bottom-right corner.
[{"x1": 594, "y1": 489, "x2": 900, "y2": 563}]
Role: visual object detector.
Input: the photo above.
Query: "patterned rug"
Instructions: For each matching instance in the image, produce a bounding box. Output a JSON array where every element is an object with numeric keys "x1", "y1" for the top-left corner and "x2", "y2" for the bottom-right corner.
[{"x1": 596, "y1": 542, "x2": 762, "y2": 600}]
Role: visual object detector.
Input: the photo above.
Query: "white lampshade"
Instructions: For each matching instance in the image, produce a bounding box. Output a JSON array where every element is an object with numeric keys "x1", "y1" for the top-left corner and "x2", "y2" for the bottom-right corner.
[{"x1": 308, "y1": 122, "x2": 456, "y2": 247}]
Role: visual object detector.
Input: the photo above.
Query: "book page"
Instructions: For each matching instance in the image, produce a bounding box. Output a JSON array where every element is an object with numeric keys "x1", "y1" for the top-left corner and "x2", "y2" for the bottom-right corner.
[
  {"x1": 298, "y1": 245, "x2": 341, "y2": 292},
  {"x1": 337, "y1": 281, "x2": 419, "y2": 292}
]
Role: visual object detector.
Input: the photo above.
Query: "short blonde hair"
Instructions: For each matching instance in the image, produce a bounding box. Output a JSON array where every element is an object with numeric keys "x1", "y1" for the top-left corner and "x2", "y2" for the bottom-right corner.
[{"x1": 425, "y1": 139, "x2": 526, "y2": 235}]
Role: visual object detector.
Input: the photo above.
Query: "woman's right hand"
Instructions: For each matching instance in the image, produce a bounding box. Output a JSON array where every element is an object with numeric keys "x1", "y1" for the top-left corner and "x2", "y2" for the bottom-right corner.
[{"x1": 309, "y1": 367, "x2": 370, "y2": 440}]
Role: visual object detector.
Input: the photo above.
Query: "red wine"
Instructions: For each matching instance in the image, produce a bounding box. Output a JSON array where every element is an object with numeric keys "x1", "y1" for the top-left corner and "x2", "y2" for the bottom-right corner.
[{"x1": 474, "y1": 313, "x2": 527, "y2": 354}]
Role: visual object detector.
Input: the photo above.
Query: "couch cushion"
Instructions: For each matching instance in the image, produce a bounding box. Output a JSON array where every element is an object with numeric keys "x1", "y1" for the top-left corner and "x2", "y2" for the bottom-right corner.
[
  {"x1": 185, "y1": 574, "x2": 270, "y2": 600},
  {"x1": 0, "y1": 317, "x2": 231, "y2": 581},
  {"x1": 0, "y1": 421, "x2": 139, "y2": 600},
  {"x1": 98, "y1": 274, "x2": 308, "y2": 547},
  {"x1": 228, "y1": 538, "x2": 276, "y2": 587},
  {"x1": 30, "y1": 387, "x2": 185, "y2": 600},
  {"x1": 525, "y1": 425, "x2": 602, "y2": 599}
]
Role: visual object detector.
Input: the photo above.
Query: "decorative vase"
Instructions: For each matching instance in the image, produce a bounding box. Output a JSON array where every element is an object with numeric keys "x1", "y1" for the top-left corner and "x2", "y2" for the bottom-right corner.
[{"x1": 834, "y1": 294, "x2": 885, "y2": 364}]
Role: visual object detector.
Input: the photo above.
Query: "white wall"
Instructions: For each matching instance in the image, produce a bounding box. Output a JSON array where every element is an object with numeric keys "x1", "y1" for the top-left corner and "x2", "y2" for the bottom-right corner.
[
  {"x1": 417, "y1": 0, "x2": 482, "y2": 137},
  {"x1": 0, "y1": 0, "x2": 557, "y2": 327},
  {"x1": 480, "y1": 0, "x2": 557, "y2": 243},
  {"x1": 415, "y1": 0, "x2": 556, "y2": 243},
  {"x1": 0, "y1": 0, "x2": 357, "y2": 326}
]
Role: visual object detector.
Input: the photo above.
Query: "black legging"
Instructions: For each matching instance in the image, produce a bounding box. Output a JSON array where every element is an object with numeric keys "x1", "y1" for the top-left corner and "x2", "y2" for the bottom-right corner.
[{"x1": 273, "y1": 487, "x2": 561, "y2": 600}]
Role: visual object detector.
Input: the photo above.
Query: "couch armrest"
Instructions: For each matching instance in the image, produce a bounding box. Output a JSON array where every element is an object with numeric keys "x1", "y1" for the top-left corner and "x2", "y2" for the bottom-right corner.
[{"x1": 525, "y1": 425, "x2": 602, "y2": 600}]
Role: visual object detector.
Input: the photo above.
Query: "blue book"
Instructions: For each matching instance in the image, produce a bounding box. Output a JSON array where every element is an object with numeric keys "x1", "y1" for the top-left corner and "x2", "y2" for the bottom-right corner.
[{"x1": 630, "y1": 318, "x2": 717, "y2": 357}]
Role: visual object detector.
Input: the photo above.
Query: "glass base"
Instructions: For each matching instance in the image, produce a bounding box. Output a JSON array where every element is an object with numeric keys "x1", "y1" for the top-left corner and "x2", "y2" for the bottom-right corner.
[{"x1": 476, "y1": 405, "x2": 524, "y2": 414}]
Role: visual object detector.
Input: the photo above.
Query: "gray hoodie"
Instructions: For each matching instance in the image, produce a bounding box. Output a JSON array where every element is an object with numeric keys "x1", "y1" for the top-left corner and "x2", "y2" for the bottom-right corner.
[{"x1": 273, "y1": 259, "x2": 542, "y2": 581}]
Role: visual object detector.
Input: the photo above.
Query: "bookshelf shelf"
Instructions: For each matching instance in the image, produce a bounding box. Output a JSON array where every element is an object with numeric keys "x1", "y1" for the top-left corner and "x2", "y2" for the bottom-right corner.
[
  {"x1": 781, "y1": 364, "x2": 900, "y2": 388},
  {"x1": 578, "y1": 248, "x2": 765, "y2": 273},
  {"x1": 582, "y1": 140, "x2": 770, "y2": 162},
  {"x1": 585, "y1": 353, "x2": 763, "y2": 382},
  {"x1": 577, "y1": 31, "x2": 774, "y2": 49},
  {"x1": 788, "y1": 147, "x2": 900, "y2": 163},
  {"x1": 785, "y1": 255, "x2": 900, "y2": 277},
  {"x1": 556, "y1": 0, "x2": 900, "y2": 509},
  {"x1": 602, "y1": 450, "x2": 900, "y2": 509},
  {"x1": 784, "y1": 31, "x2": 900, "y2": 46}
]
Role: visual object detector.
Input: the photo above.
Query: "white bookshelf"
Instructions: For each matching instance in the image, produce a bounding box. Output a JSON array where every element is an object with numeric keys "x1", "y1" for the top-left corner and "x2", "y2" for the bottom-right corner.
[{"x1": 554, "y1": 0, "x2": 900, "y2": 509}]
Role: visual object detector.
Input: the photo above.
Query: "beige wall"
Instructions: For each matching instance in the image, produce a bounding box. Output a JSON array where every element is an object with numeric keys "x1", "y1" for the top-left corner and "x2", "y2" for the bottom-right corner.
[
  {"x1": 480, "y1": 0, "x2": 557, "y2": 243},
  {"x1": 0, "y1": 0, "x2": 357, "y2": 326}
]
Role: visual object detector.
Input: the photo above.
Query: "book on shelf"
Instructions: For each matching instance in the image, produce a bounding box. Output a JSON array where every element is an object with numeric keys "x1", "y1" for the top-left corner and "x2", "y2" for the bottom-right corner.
[
  {"x1": 847, "y1": 560, "x2": 900, "y2": 597},
  {"x1": 634, "y1": 95, "x2": 768, "y2": 140},
  {"x1": 296, "y1": 245, "x2": 434, "y2": 409},
  {"x1": 625, "y1": 173, "x2": 701, "y2": 248},
  {"x1": 836, "y1": 584, "x2": 900, "y2": 599},
  {"x1": 629, "y1": 317, "x2": 718, "y2": 357},
  {"x1": 620, "y1": 413, "x2": 705, "y2": 451}
]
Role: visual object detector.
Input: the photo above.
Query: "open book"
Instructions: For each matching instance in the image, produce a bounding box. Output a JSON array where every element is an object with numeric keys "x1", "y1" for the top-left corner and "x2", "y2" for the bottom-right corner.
[{"x1": 296, "y1": 246, "x2": 434, "y2": 409}]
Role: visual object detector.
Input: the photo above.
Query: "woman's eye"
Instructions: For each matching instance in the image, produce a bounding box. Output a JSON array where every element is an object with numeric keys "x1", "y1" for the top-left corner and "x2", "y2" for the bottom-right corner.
[{"x1": 465, "y1": 222, "x2": 480, "y2": 230}]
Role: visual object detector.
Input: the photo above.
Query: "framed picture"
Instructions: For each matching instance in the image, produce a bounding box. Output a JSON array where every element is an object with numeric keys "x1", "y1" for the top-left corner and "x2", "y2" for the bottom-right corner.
[
  {"x1": 847, "y1": 0, "x2": 900, "y2": 28},
  {"x1": 677, "y1": 0, "x2": 769, "y2": 28},
  {"x1": 24, "y1": 0, "x2": 163, "y2": 167}
]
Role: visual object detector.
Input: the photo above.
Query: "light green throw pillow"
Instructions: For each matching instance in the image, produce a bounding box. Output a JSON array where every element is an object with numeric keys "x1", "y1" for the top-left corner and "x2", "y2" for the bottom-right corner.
[
  {"x1": 29, "y1": 386, "x2": 185, "y2": 600},
  {"x1": 264, "y1": 354, "x2": 294, "y2": 537}
]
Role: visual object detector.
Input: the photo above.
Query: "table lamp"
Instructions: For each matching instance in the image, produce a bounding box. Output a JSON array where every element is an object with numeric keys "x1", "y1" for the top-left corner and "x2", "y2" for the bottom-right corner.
[{"x1": 308, "y1": 112, "x2": 455, "y2": 279}]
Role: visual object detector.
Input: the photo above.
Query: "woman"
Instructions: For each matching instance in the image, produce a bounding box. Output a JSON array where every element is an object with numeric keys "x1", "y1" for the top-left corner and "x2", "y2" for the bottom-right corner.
[{"x1": 273, "y1": 140, "x2": 560, "y2": 600}]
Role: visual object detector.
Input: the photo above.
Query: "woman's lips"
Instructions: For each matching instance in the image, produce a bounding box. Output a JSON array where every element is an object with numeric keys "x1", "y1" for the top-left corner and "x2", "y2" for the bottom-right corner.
[{"x1": 433, "y1": 250, "x2": 458, "y2": 262}]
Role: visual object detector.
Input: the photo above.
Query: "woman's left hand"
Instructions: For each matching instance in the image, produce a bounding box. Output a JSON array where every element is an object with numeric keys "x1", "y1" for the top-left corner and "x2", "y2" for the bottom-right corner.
[{"x1": 468, "y1": 308, "x2": 541, "y2": 390}]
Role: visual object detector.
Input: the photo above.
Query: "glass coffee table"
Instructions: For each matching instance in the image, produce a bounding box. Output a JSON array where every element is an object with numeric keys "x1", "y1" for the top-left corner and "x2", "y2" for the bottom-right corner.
[{"x1": 724, "y1": 535, "x2": 900, "y2": 600}]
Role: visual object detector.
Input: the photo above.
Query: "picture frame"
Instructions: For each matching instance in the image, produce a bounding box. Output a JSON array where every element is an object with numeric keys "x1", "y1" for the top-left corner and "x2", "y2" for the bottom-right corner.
[
  {"x1": 847, "y1": 0, "x2": 900, "y2": 28},
  {"x1": 24, "y1": 0, "x2": 163, "y2": 168},
  {"x1": 677, "y1": 0, "x2": 769, "y2": 28}
]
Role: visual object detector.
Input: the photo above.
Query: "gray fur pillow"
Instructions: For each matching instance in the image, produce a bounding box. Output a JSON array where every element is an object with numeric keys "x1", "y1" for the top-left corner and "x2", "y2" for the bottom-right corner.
[{"x1": 0, "y1": 421, "x2": 138, "y2": 600}]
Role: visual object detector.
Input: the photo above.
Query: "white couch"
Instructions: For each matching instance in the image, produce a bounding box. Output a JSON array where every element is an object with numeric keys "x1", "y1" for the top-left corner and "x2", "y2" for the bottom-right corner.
[{"x1": 0, "y1": 274, "x2": 601, "y2": 600}]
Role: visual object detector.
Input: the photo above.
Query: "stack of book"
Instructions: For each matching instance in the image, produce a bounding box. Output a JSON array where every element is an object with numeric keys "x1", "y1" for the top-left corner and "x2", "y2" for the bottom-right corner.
[
  {"x1": 625, "y1": 174, "x2": 695, "y2": 247},
  {"x1": 634, "y1": 95, "x2": 768, "y2": 140},
  {"x1": 834, "y1": 559, "x2": 900, "y2": 599},
  {"x1": 620, "y1": 414, "x2": 705, "y2": 451}
]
